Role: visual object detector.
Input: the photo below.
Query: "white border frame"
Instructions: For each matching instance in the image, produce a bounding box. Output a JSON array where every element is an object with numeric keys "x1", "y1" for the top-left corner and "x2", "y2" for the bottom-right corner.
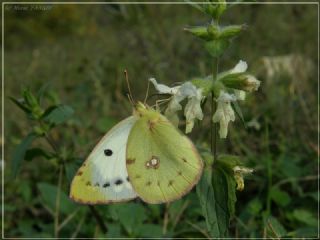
[{"x1": 1, "y1": 1, "x2": 319, "y2": 239}]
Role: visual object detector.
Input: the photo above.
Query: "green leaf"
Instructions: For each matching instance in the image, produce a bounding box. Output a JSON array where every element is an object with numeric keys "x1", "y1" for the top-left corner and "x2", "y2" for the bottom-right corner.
[
  {"x1": 270, "y1": 186, "x2": 291, "y2": 207},
  {"x1": 288, "y1": 227, "x2": 318, "y2": 238},
  {"x1": 37, "y1": 83, "x2": 51, "y2": 105},
  {"x1": 11, "y1": 133, "x2": 37, "y2": 178},
  {"x1": 22, "y1": 88, "x2": 39, "y2": 109},
  {"x1": 246, "y1": 198, "x2": 262, "y2": 215},
  {"x1": 108, "y1": 203, "x2": 147, "y2": 236},
  {"x1": 147, "y1": 204, "x2": 161, "y2": 219},
  {"x1": 292, "y1": 209, "x2": 317, "y2": 227},
  {"x1": 220, "y1": 167, "x2": 237, "y2": 217},
  {"x1": 37, "y1": 182, "x2": 77, "y2": 215},
  {"x1": 64, "y1": 158, "x2": 83, "y2": 183},
  {"x1": 9, "y1": 97, "x2": 31, "y2": 114},
  {"x1": 266, "y1": 216, "x2": 287, "y2": 238},
  {"x1": 43, "y1": 105, "x2": 74, "y2": 125},
  {"x1": 231, "y1": 101, "x2": 247, "y2": 129},
  {"x1": 205, "y1": 39, "x2": 230, "y2": 57},
  {"x1": 106, "y1": 223, "x2": 122, "y2": 238},
  {"x1": 25, "y1": 148, "x2": 52, "y2": 161},
  {"x1": 306, "y1": 191, "x2": 319, "y2": 202},
  {"x1": 197, "y1": 167, "x2": 229, "y2": 237},
  {"x1": 215, "y1": 154, "x2": 242, "y2": 173},
  {"x1": 19, "y1": 181, "x2": 32, "y2": 202},
  {"x1": 139, "y1": 224, "x2": 163, "y2": 238}
]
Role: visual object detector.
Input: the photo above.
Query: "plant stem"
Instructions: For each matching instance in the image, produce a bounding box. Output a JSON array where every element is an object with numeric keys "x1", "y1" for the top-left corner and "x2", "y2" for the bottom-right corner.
[
  {"x1": 162, "y1": 203, "x2": 170, "y2": 235},
  {"x1": 265, "y1": 124, "x2": 272, "y2": 216},
  {"x1": 88, "y1": 205, "x2": 108, "y2": 233},
  {"x1": 54, "y1": 164, "x2": 63, "y2": 238},
  {"x1": 211, "y1": 57, "x2": 219, "y2": 161}
]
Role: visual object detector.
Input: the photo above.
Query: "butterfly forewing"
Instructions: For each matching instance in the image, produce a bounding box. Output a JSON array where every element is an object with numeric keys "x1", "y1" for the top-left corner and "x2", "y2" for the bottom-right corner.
[
  {"x1": 126, "y1": 110, "x2": 203, "y2": 204},
  {"x1": 70, "y1": 116, "x2": 138, "y2": 204}
]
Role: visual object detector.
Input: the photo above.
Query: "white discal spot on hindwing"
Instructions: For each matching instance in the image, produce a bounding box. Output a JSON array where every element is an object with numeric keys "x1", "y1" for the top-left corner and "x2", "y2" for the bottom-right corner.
[{"x1": 145, "y1": 156, "x2": 160, "y2": 169}]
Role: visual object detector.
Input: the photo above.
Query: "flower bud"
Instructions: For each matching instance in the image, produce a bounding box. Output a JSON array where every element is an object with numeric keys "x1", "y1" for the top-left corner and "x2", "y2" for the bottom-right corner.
[
  {"x1": 184, "y1": 26, "x2": 211, "y2": 41},
  {"x1": 219, "y1": 24, "x2": 247, "y2": 39},
  {"x1": 233, "y1": 166, "x2": 253, "y2": 191},
  {"x1": 219, "y1": 72, "x2": 261, "y2": 92},
  {"x1": 207, "y1": 24, "x2": 220, "y2": 39},
  {"x1": 203, "y1": 0, "x2": 227, "y2": 20}
]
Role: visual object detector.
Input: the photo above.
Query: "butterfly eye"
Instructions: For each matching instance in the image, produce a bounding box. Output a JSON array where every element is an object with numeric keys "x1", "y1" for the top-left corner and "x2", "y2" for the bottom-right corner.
[{"x1": 104, "y1": 149, "x2": 113, "y2": 156}]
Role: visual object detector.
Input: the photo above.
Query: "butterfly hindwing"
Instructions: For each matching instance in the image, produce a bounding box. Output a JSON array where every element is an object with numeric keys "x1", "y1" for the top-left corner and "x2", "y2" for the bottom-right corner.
[
  {"x1": 70, "y1": 116, "x2": 138, "y2": 204},
  {"x1": 126, "y1": 107, "x2": 203, "y2": 204}
]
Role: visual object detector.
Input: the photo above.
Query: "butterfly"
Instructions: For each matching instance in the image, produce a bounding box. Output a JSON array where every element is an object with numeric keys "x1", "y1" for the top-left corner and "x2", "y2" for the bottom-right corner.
[{"x1": 69, "y1": 102, "x2": 203, "y2": 204}]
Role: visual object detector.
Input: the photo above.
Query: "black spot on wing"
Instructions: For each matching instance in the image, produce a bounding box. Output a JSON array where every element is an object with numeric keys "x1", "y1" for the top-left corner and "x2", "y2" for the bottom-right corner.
[
  {"x1": 104, "y1": 149, "x2": 113, "y2": 156},
  {"x1": 115, "y1": 179, "x2": 123, "y2": 185}
]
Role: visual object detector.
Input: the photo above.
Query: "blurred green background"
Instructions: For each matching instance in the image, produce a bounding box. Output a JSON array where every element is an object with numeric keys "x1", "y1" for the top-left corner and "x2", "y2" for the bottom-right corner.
[{"x1": 3, "y1": 2, "x2": 318, "y2": 238}]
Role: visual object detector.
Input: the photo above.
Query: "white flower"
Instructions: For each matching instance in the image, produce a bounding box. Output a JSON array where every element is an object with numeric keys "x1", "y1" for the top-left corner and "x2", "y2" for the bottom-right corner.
[
  {"x1": 234, "y1": 89, "x2": 246, "y2": 101},
  {"x1": 230, "y1": 60, "x2": 248, "y2": 73},
  {"x1": 212, "y1": 91, "x2": 236, "y2": 138},
  {"x1": 245, "y1": 75, "x2": 261, "y2": 91},
  {"x1": 228, "y1": 60, "x2": 261, "y2": 95},
  {"x1": 233, "y1": 166, "x2": 254, "y2": 174},
  {"x1": 149, "y1": 78, "x2": 179, "y2": 95},
  {"x1": 230, "y1": 60, "x2": 248, "y2": 100},
  {"x1": 184, "y1": 87, "x2": 203, "y2": 133},
  {"x1": 150, "y1": 78, "x2": 204, "y2": 133}
]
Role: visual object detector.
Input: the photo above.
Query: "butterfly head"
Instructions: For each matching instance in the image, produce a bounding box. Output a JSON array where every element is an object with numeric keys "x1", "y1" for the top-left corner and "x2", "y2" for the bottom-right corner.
[{"x1": 134, "y1": 102, "x2": 158, "y2": 119}]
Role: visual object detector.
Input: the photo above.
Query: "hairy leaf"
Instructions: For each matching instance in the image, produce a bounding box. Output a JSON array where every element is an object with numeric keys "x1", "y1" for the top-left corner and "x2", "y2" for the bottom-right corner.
[
  {"x1": 37, "y1": 182, "x2": 76, "y2": 215},
  {"x1": 25, "y1": 148, "x2": 52, "y2": 161},
  {"x1": 219, "y1": 167, "x2": 237, "y2": 217},
  {"x1": 108, "y1": 203, "x2": 147, "y2": 236},
  {"x1": 65, "y1": 158, "x2": 83, "y2": 183},
  {"x1": 232, "y1": 101, "x2": 247, "y2": 128},
  {"x1": 266, "y1": 216, "x2": 287, "y2": 238},
  {"x1": 37, "y1": 83, "x2": 51, "y2": 105},
  {"x1": 11, "y1": 133, "x2": 37, "y2": 178},
  {"x1": 197, "y1": 167, "x2": 227, "y2": 237},
  {"x1": 9, "y1": 97, "x2": 30, "y2": 114},
  {"x1": 270, "y1": 186, "x2": 291, "y2": 207},
  {"x1": 42, "y1": 105, "x2": 74, "y2": 125}
]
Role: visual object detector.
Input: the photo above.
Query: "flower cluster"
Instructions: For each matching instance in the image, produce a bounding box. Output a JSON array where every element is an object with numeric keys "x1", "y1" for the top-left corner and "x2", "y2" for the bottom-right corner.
[
  {"x1": 149, "y1": 78, "x2": 204, "y2": 133},
  {"x1": 150, "y1": 60, "x2": 260, "y2": 138}
]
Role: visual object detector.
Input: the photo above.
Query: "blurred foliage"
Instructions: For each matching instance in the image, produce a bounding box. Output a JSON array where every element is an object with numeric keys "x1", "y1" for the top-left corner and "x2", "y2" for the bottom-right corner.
[{"x1": 3, "y1": 2, "x2": 318, "y2": 238}]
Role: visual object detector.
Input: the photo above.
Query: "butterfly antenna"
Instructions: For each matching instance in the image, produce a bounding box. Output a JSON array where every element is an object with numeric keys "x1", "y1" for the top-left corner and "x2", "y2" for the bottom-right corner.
[
  {"x1": 124, "y1": 69, "x2": 134, "y2": 105},
  {"x1": 143, "y1": 79, "x2": 150, "y2": 104}
]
